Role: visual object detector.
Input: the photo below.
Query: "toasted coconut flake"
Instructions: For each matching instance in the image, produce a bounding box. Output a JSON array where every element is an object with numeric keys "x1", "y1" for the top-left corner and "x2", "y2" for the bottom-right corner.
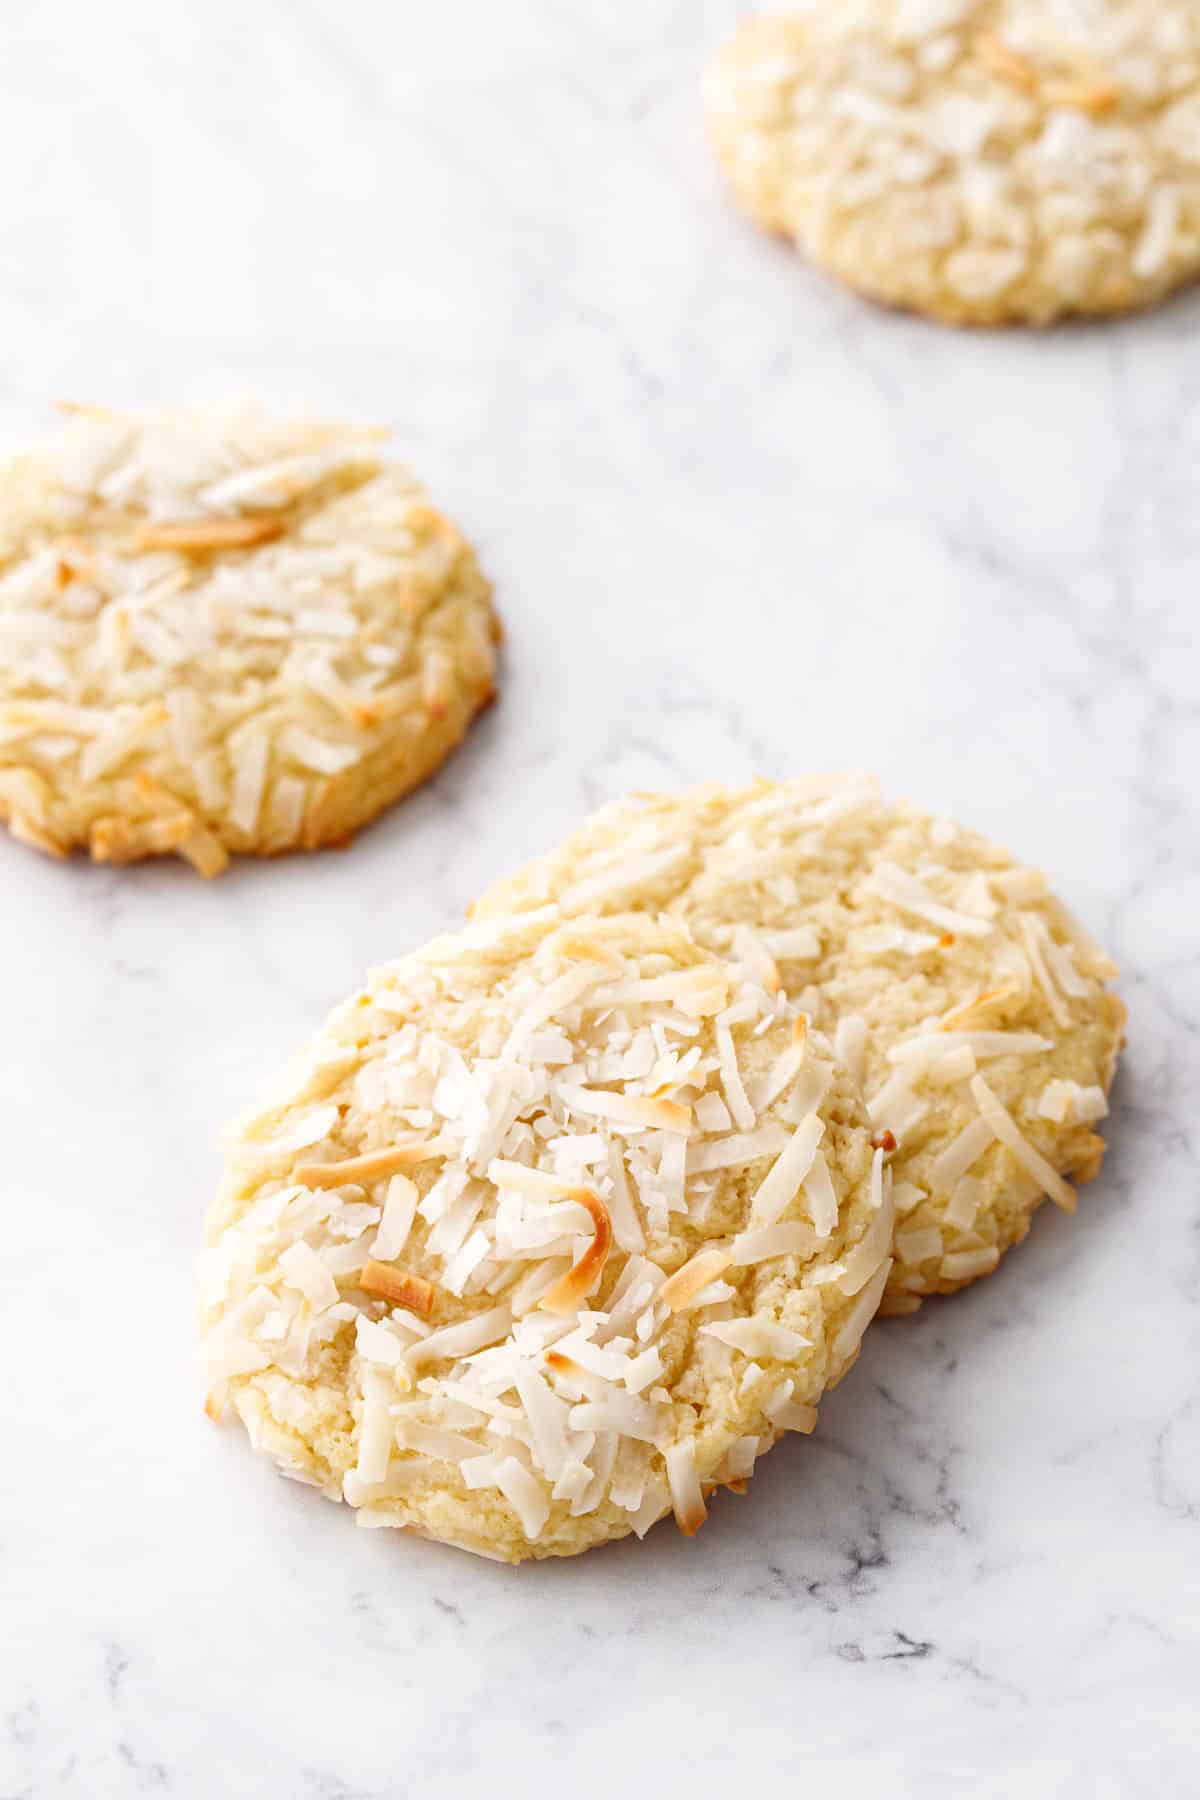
[
  {"x1": 538, "y1": 1189, "x2": 613, "y2": 1316},
  {"x1": 1019, "y1": 915, "x2": 1071, "y2": 1028},
  {"x1": 939, "y1": 1246, "x2": 1001, "y2": 1282},
  {"x1": 508, "y1": 1361, "x2": 574, "y2": 1481},
  {"x1": 989, "y1": 867, "x2": 1047, "y2": 902},
  {"x1": 969, "y1": 1075, "x2": 1077, "y2": 1212},
  {"x1": 688, "y1": 1122, "x2": 790, "y2": 1173},
  {"x1": 556, "y1": 1084, "x2": 692, "y2": 1134},
  {"x1": 773, "y1": 1401, "x2": 818, "y2": 1434},
  {"x1": 732, "y1": 924, "x2": 782, "y2": 994},
  {"x1": 91, "y1": 808, "x2": 196, "y2": 862},
  {"x1": 178, "y1": 821, "x2": 230, "y2": 878},
  {"x1": 1043, "y1": 897, "x2": 1119, "y2": 980},
  {"x1": 420, "y1": 648, "x2": 454, "y2": 719},
  {"x1": 928, "y1": 1116, "x2": 993, "y2": 1193},
  {"x1": 360, "y1": 1261, "x2": 436, "y2": 1315},
  {"x1": 442, "y1": 1226, "x2": 492, "y2": 1295},
  {"x1": 892, "y1": 1179, "x2": 927, "y2": 1217},
  {"x1": 943, "y1": 1176, "x2": 981, "y2": 1230},
  {"x1": 833, "y1": 1014, "x2": 867, "y2": 1085},
  {"x1": 837, "y1": 1151, "x2": 894, "y2": 1296},
  {"x1": 1070, "y1": 1131, "x2": 1107, "y2": 1185},
  {"x1": 407, "y1": 1305, "x2": 512, "y2": 1367},
  {"x1": 623, "y1": 1346, "x2": 663, "y2": 1394},
  {"x1": 934, "y1": 984, "x2": 1023, "y2": 1032},
  {"x1": 279, "y1": 1240, "x2": 340, "y2": 1308},
  {"x1": 544, "y1": 1349, "x2": 592, "y2": 1386},
  {"x1": 372, "y1": 1174, "x2": 419, "y2": 1261},
  {"x1": 7, "y1": 812, "x2": 68, "y2": 857},
  {"x1": 750, "y1": 1113, "x2": 824, "y2": 1227},
  {"x1": 715, "y1": 1024, "x2": 755, "y2": 1131},
  {"x1": 659, "y1": 1249, "x2": 734, "y2": 1312},
  {"x1": 923, "y1": 1045, "x2": 977, "y2": 1086},
  {"x1": 866, "y1": 1066, "x2": 926, "y2": 1141},
  {"x1": 721, "y1": 1437, "x2": 760, "y2": 1483},
  {"x1": 132, "y1": 514, "x2": 285, "y2": 553},
  {"x1": 1037, "y1": 1079, "x2": 1108, "y2": 1125},
  {"x1": 354, "y1": 1370, "x2": 395, "y2": 1487},
  {"x1": 849, "y1": 923, "x2": 941, "y2": 957},
  {"x1": 665, "y1": 1440, "x2": 707, "y2": 1537},
  {"x1": 558, "y1": 842, "x2": 692, "y2": 913},
  {"x1": 974, "y1": 30, "x2": 1037, "y2": 89},
  {"x1": 730, "y1": 1222, "x2": 817, "y2": 1265},
  {"x1": 1043, "y1": 76, "x2": 1118, "y2": 115},
  {"x1": 890, "y1": 1029, "x2": 1054, "y2": 1066},
  {"x1": 801, "y1": 1149, "x2": 839, "y2": 1239},
  {"x1": 294, "y1": 1136, "x2": 452, "y2": 1188},
  {"x1": 229, "y1": 735, "x2": 269, "y2": 837},
  {"x1": 831, "y1": 1257, "x2": 892, "y2": 1371},
  {"x1": 488, "y1": 1159, "x2": 590, "y2": 1199},
  {"x1": 593, "y1": 966, "x2": 732, "y2": 1017},
  {"x1": 870, "y1": 861, "x2": 994, "y2": 938},
  {"x1": 605, "y1": 1141, "x2": 645, "y2": 1254},
  {"x1": 355, "y1": 1316, "x2": 410, "y2": 1366},
  {"x1": 489, "y1": 1455, "x2": 550, "y2": 1541},
  {"x1": 700, "y1": 1318, "x2": 810, "y2": 1358},
  {"x1": 396, "y1": 1421, "x2": 485, "y2": 1464},
  {"x1": 1041, "y1": 936, "x2": 1091, "y2": 1001},
  {"x1": 755, "y1": 1015, "x2": 809, "y2": 1112},
  {"x1": 569, "y1": 1393, "x2": 664, "y2": 1442},
  {"x1": 757, "y1": 925, "x2": 821, "y2": 960},
  {"x1": 896, "y1": 1226, "x2": 943, "y2": 1266},
  {"x1": 693, "y1": 1091, "x2": 732, "y2": 1133}
]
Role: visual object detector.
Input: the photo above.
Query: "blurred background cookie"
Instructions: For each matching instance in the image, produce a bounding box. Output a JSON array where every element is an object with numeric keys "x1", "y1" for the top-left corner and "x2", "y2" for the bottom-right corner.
[{"x1": 706, "y1": 2, "x2": 1200, "y2": 325}]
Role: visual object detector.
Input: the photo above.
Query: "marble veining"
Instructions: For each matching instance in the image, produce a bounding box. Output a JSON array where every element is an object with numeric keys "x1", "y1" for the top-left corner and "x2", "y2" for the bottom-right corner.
[{"x1": 1, "y1": 2, "x2": 1197, "y2": 1795}]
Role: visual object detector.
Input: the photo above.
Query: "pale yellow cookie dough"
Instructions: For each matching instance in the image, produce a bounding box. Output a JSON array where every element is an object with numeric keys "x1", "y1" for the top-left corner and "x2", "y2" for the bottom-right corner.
[
  {"x1": 201, "y1": 910, "x2": 888, "y2": 1562},
  {"x1": 473, "y1": 777, "x2": 1126, "y2": 1310},
  {"x1": 706, "y1": 2, "x2": 1200, "y2": 326},
  {"x1": 0, "y1": 404, "x2": 499, "y2": 874}
]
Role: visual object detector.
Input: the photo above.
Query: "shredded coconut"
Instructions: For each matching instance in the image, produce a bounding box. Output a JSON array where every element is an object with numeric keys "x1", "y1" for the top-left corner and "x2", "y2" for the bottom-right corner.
[{"x1": 201, "y1": 911, "x2": 879, "y2": 1559}]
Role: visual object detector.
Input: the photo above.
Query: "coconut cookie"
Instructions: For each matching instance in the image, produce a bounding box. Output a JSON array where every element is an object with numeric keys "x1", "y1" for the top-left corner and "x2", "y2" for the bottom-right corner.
[
  {"x1": 0, "y1": 404, "x2": 499, "y2": 874},
  {"x1": 473, "y1": 778, "x2": 1125, "y2": 1311},
  {"x1": 200, "y1": 910, "x2": 889, "y2": 1562},
  {"x1": 705, "y1": 3, "x2": 1200, "y2": 326}
]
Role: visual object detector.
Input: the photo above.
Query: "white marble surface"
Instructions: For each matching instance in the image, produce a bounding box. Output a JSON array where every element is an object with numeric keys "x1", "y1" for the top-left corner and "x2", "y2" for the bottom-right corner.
[{"x1": 2, "y1": 3, "x2": 1198, "y2": 1795}]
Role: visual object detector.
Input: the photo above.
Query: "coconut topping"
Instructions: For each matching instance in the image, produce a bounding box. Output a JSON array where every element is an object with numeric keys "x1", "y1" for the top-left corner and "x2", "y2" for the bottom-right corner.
[
  {"x1": 201, "y1": 912, "x2": 881, "y2": 1557},
  {"x1": 470, "y1": 774, "x2": 1123, "y2": 1305},
  {"x1": 0, "y1": 404, "x2": 498, "y2": 870}
]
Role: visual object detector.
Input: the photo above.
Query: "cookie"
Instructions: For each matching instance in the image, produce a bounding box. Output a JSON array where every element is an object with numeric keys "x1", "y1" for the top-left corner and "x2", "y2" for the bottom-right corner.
[
  {"x1": 0, "y1": 404, "x2": 499, "y2": 875},
  {"x1": 200, "y1": 909, "x2": 888, "y2": 1562},
  {"x1": 705, "y1": 4, "x2": 1200, "y2": 326},
  {"x1": 473, "y1": 777, "x2": 1126, "y2": 1311}
]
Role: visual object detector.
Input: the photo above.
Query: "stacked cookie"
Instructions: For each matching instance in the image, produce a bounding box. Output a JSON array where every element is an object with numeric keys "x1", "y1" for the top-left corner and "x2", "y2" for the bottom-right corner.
[{"x1": 200, "y1": 775, "x2": 1123, "y2": 1561}]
